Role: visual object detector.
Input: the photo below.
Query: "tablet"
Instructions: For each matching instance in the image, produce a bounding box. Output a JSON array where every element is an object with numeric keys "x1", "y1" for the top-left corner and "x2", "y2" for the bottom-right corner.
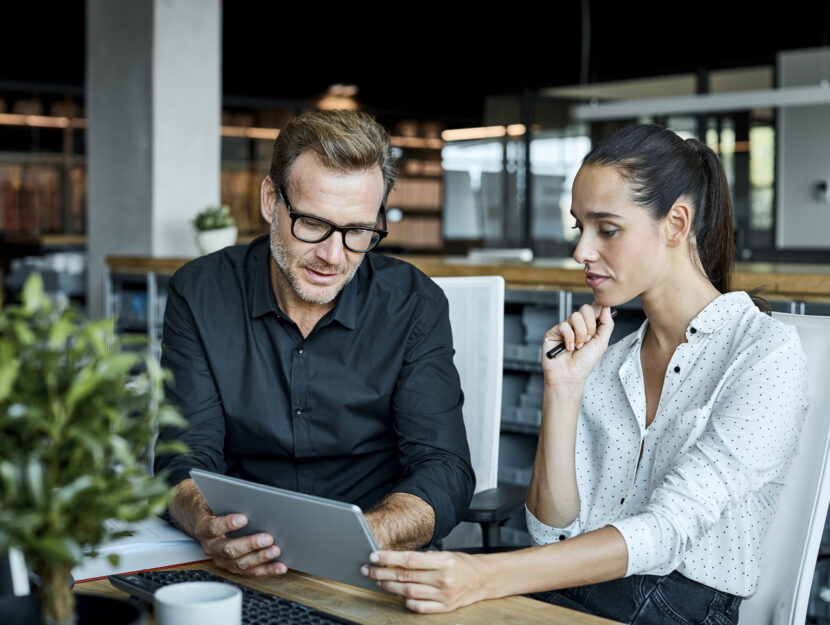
[{"x1": 189, "y1": 469, "x2": 383, "y2": 593}]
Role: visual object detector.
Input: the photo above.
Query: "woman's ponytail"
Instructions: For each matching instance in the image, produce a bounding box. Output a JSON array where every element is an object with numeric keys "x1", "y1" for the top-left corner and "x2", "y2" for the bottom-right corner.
[{"x1": 685, "y1": 138, "x2": 734, "y2": 295}]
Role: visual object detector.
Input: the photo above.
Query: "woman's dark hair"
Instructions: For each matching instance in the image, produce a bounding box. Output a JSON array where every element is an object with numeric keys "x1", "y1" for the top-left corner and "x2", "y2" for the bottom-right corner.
[{"x1": 582, "y1": 124, "x2": 734, "y2": 294}]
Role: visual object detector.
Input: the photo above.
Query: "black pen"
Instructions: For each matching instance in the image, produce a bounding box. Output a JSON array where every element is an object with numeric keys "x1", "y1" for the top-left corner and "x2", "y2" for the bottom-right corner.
[{"x1": 545, "y1": 309, "x2": 618, "y2": 359}]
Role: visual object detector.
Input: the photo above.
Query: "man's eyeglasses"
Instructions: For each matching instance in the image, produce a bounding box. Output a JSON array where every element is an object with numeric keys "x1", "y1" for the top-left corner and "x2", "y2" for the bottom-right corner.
[{"x1": 277, "y1": 185, "x2": 388, "y2": 253}]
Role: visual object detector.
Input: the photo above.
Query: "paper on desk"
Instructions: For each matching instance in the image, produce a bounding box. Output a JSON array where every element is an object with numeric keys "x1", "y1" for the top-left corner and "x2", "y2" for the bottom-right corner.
[{"x1": 71, "y1": 516, "x2": 208, "y2": 582}]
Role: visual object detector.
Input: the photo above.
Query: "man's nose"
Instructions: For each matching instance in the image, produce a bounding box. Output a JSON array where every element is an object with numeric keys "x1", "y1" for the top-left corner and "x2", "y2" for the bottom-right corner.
[{"x1": 315, "y1": 232, "x2": 347, "y2": 267}]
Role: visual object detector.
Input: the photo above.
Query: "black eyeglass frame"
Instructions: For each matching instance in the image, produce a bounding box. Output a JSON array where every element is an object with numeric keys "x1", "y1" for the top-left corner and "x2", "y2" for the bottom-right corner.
[{"x1": 276, "y1": 185, "x2": 388, "y2": 253}]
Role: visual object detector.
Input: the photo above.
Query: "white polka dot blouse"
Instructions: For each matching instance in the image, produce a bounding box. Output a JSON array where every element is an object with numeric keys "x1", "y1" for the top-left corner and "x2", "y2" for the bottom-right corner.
[{"x1": 526, "y1": 291, "x2": 810, "y2": 596}]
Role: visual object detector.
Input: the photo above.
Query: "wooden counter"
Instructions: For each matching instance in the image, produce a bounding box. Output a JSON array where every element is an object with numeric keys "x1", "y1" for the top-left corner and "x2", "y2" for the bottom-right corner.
[
  {"x1": 77, "y1": 561, "x2": 622, "y2": 625},
  {"x1": 106, "y1": 254, "x2": 830, "y2": 303}
]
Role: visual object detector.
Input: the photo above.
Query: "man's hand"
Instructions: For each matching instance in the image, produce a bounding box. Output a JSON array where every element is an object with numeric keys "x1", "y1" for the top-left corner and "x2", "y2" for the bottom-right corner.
[
  {"x1": 169, "y1": 478, "x2": 287, "y2": 577},
  {"x1": 364, "y1": 492, "x2": 435, "y2": 551},
  {"x1": 193, "y1": 512, "x2": 287, "y2": 577}
]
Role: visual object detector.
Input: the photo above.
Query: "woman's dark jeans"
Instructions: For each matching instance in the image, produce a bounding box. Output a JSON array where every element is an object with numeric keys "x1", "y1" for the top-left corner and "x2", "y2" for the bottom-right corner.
[{"x1": 528, "y1": 570, "x2": 741, "y2": 625}]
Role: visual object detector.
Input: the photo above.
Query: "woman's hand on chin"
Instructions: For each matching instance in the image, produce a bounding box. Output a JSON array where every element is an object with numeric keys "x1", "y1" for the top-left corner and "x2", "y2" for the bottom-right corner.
[
  {"x1": 542, "y1": 304, "x2": 614, "y2": 391},
  {"x1": 361, "y1": 550, "x2": 487, "y2": 613}
]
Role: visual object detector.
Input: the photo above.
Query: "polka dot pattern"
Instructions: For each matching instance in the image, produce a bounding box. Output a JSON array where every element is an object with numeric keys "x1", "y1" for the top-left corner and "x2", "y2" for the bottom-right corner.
[{"x1": 525, "y1": 291, "x2": 810, "y2": 596}]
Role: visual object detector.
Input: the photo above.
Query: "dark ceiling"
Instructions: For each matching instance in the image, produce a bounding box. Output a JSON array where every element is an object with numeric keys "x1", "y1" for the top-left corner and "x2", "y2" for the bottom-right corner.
[{"x1": 4, "y1": 1, "x2": 830, "y2": 126}]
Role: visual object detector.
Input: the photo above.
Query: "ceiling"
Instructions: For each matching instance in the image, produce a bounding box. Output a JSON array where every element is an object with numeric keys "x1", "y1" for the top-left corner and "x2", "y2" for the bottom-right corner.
[{"x1": 4, "y1": 1, "x2": 830, "y2": 126}]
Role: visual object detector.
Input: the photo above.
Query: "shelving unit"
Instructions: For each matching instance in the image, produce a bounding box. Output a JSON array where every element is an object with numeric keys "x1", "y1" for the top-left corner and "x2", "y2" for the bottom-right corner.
[{"x1": 0, "y1": 110, "x2": 450, "y2": 257}]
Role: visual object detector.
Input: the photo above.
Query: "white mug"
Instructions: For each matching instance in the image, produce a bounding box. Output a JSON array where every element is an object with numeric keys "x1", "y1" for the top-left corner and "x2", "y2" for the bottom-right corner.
[{"x1": 154, "y1": 581, "x2": 242, "y2": 625}]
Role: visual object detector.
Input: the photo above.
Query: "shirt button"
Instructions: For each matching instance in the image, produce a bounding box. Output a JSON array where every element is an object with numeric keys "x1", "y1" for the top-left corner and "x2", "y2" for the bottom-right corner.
[
  {"x1": 559, "y1": 534, "x2": 567, "y2": 541},
  {"x1": 690, "y1": 327, "x2": 697, "y2": 335},
  {"x1": 674, "y1": 365, "x2": 681, "y2": 373},
  {"x1": 295, "y1": 409, "x2": 302, "y2": 416},
  {"x1": 297, "y1": 347, "x2": 304, "y2": 354},
  {"x1": 620, "y1": 497, "x2": 625, "y2": 505}
]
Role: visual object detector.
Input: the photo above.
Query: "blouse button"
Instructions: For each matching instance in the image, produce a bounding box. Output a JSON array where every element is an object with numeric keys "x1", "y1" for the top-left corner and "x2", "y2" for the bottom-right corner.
[
  {"x1": 559, "y1": 534, "x2": 567, "y2": 541},
  {"x1": 690, "y1": 327, "x2": 697, "y2": 335},
  {"x1": 674, "y1": 365, "x2": 681, "y2": 373}
]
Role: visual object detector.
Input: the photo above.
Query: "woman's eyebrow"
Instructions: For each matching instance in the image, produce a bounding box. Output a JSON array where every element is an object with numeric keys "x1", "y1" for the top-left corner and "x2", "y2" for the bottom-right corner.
[{"x1": 570, "y1": 210, "x2": 622, "y2": 220}]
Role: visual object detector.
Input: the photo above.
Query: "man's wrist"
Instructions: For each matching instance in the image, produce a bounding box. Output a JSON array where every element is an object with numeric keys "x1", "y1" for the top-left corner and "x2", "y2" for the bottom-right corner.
[{"x1": 365, "y1": 492, "x2": 435, "y2": 551}]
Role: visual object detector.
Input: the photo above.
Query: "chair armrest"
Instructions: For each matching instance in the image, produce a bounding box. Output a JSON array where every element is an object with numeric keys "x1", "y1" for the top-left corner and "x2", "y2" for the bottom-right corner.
[{"x1": 463, "y1": 486, "x2": 526, "y2": 524}]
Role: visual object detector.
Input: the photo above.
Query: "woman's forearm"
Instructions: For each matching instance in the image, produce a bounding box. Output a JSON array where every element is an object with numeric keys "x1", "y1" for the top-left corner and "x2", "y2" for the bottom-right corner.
[
  {"x1": 526, "y1": 387, "x2": 583, "y2": 527},
  {"x1": 478, "y1": 525, "x2": 630, "y2": 600}
]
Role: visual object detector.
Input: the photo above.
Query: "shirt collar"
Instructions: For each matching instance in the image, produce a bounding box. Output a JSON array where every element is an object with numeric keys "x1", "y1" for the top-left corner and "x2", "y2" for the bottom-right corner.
[
  {"x1": 247, "y1": 234, "x2": 361, "y2": 330},
  {"x1": 249, "y1": 235, "x2": 279, "y2": 319},
  {"x1": 625, "y1": 290, "x2": 752, "y2": 348},
  {"x1": 686, "y1": 291, "x2": 752, "y2": 336}
]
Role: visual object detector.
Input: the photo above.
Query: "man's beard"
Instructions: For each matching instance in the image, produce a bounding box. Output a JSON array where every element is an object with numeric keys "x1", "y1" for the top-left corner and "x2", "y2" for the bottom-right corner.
[{"x1": 269, "y1": 217, "x2": 360, "y2": 305}]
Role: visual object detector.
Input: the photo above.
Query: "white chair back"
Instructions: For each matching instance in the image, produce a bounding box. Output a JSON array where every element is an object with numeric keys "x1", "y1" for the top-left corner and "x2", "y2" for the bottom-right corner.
[
  {"x1": 431, "y1": 276, "x2": 505, "y2": 494},
  {"x1": 740, "y1": 312, "x2": 830, "y2": 624}
]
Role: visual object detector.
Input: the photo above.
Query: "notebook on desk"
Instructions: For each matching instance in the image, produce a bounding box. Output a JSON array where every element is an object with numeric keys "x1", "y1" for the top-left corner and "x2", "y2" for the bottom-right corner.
[{"x1": 190, "y1": 469, "x2": 384, "y2": 593}]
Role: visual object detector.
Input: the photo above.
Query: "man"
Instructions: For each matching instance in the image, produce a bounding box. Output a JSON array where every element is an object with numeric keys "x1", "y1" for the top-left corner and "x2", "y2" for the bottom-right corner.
[{"x1": 155, "y1": 110, "x2": 475, "y2": 577}]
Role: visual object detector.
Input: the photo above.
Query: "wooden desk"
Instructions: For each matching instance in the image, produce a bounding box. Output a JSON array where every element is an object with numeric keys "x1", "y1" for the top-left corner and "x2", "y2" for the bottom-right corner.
[{"x1": 76, "y1": 562, "x2": 622, "y2": 625}]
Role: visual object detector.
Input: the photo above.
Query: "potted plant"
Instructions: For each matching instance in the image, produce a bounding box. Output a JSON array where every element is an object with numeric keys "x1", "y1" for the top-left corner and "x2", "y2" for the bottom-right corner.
[
  {"x1": 192, "y1": 204, "x2": 238, "y2": 255},
  {"x1": 0, "y1": 274, "x2": 187, "y2": 625}
]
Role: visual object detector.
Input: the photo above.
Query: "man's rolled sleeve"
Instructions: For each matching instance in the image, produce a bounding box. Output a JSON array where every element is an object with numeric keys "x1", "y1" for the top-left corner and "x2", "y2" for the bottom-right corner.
[{"x1": 388, "y1": 290, "x2": 476, "y2": 542}]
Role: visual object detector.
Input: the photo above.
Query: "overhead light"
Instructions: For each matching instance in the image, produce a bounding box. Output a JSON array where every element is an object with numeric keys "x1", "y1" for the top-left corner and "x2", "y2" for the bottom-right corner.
[
  {"x1": 442, "y1": 126, "x2": 507, "y2": 141},
  {"x1": 442, "y1": 124, "x2": 534, "y2": 141},
  {"x1": 571, "y1": 83, "x2": 830, "y2": 121},
  {"x1": 0, "y1": 113, "x2": 85, "y2": 129},
  {"x1": 220, "y1": 126, "x2": 279, "y2": 140}
]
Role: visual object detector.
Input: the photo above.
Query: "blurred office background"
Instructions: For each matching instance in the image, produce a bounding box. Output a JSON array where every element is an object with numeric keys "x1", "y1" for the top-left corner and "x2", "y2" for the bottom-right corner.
[{"x1": 3, "y1": 1, "x2": 830, "y2": 313}]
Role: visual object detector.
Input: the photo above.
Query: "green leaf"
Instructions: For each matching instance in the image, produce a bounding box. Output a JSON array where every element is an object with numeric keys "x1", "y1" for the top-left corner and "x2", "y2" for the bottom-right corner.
[
  {"x1": 38, "y1": 535, "x2": 84, "y2": 565},
  {"x1": 47, "y1": 316, "x2": 76, "y2": 350},
  {"x1": 21, "y1": 273, "x2": 47, "y2": 313},
  {"x1": 107, "y1": 553, "x2": 119, "y2": 566},
  {"x1": 53, "y1": 476, "x2": 94, "y2": 506},
  {"x1": 0, "y1": 460, "x2": 22, "y2": 501},
  {"x1": 24, "y1": 456, "x2": 45, "y2": 507},
  {"x1": 0, "y1": 341, "x2": 20, "y2": 402}
]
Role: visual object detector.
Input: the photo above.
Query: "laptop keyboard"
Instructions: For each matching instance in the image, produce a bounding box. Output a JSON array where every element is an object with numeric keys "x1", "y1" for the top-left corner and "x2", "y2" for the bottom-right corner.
[{"x1": 109, "y1": 569, "x2": 363, "y2": 625}]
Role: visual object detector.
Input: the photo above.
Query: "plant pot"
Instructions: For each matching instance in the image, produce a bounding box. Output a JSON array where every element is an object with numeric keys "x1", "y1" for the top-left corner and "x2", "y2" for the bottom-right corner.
[
  {"x1": 74, "y1": 593, "x2": 144, "y2": 625},
  {"x1": 1, "y1": 593, "x2": 143, "y2": 625},
  {"x1": 195, "y1": 226, "x2": 238, "y2": 255},
  {"x1": 0, "y1": 593, "x2": 41, "y2": 625}
]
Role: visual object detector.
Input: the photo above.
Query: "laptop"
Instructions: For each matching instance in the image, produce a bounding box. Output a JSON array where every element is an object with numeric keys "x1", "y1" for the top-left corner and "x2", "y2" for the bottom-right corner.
[{"x1": 189, "y1": 469, "x2": 384, "y2": 593}]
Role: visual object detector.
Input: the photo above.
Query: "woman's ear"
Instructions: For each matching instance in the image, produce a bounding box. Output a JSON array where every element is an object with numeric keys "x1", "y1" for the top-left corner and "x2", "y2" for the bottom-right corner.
[{"x1": 664, "y1": 200, "x2": 693, "y2": 247}]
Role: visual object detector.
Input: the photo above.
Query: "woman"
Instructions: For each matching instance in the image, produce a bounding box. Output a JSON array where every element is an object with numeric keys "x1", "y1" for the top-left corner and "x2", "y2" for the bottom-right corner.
[{"x1": 361, "y1": 124, "x2": 809, "y2": 624}]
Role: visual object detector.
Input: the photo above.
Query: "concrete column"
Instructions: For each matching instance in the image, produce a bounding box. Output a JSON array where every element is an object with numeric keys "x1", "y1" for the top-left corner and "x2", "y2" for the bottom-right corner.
[{"x1": 86, "y1": 0, "x2": 221, "y2": 317}]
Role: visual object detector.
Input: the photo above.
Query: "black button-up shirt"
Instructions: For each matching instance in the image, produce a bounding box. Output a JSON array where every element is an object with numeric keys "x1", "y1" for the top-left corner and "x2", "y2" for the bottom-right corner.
[{"x1": 155, "y1": 235, "x2": 475, "y2": 542}]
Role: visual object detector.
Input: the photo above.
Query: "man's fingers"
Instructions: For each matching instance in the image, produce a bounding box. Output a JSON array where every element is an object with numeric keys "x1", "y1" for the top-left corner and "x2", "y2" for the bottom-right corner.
[
  {"x1": 232, "y1": 544, "x2": 283, "y2": 572},
  {"x1": 215, "y1": 533, "x2": 274, "y2": 560},
  {"x1": 201, "y1": 513, "x2": 247, "y2": 539},
  {"x1": 214, "y1": 555, "x2": 287, "y2": 577}
]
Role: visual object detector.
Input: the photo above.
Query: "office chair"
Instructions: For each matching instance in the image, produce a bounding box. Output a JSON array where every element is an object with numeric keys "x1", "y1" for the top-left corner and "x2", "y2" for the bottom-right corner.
[
  {"x1": 739, "y1": 312, "x2": 830, "y2": 624},
  {"x1": 431, "y1": 276, "x2": 526, "y2": 551}
]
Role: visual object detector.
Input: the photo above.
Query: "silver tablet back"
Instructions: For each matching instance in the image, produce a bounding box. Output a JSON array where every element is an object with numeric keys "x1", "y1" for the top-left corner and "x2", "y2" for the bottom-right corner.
[{"x1": 190, "y1": 469, "x2": 382, "y2": 593}]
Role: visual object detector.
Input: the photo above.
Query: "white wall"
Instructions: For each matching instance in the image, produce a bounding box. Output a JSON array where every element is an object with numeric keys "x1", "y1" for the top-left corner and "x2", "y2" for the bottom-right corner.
[{"x1": 776, "y1": 47, "x2": 830, "y2": 249}]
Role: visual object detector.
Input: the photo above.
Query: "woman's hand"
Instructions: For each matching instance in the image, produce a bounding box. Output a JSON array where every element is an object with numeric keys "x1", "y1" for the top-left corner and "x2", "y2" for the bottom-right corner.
[
  {"x1": 361, "y1": 550, "x2": 487, "y2": 613},
  {"x1": 542, "y1": 304, "x2": 614, "y2": 391}
]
